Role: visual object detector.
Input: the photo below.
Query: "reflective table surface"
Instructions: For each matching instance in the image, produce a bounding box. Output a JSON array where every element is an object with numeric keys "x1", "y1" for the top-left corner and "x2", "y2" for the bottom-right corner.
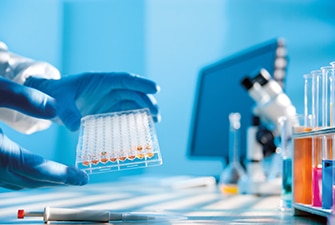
[{"x1": 0, "y1": 175, "x2": 328, "y2": 225}]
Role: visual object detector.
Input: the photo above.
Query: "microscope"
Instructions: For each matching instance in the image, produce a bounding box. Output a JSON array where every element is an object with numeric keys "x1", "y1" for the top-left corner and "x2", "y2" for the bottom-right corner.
[{"x1": 239, "y1": 68, "x2": 296, "y2": 195}]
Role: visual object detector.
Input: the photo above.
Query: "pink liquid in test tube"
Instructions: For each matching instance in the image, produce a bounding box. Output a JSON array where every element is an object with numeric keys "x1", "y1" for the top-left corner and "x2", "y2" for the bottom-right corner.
[{"x1": 312, "y1": 166, "x2": 322, "y2": 207}]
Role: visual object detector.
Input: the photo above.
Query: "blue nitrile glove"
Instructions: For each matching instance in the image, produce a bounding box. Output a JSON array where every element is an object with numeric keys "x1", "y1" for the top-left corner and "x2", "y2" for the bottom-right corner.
[
  {"x1": 0, "y1": 76, "x2": 56, "y2": 119},
  {"x1": 0, "y1": 78, "x2": 88, "y2": 190},
  {"x1": 25, "y1": 72, "x2": 160, "y2": 131},
  {"x1": 0, "y1": 129, "x2": 88, "y2": 190}
]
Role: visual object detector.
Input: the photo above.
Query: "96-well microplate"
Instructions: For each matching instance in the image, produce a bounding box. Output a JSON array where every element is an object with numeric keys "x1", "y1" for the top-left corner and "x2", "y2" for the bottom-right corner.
[{"x1": 76, "y1": 108, "x2": 162, "y2": 174}]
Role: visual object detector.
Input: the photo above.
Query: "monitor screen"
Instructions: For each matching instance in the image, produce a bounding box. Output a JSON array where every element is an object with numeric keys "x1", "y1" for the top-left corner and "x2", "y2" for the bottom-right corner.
[{"x1": 188, "y1": 38, "x2": 286, "y2": 164}]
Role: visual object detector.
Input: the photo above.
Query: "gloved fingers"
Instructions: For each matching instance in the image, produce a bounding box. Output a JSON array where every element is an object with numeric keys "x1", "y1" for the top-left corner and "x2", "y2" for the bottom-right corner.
[
  {"x1": 26, "y1": 73, "x2": 160, "y2": 95},
  {"x1": 82, "y1": 72, "x2": 160, "y2": 94},
  {"x1": 7, "y1": 155, "x2": 88, "y2": 189},
  {"x1": 24, "y1": 73, "x2": 161, "y2": 129},
  {"x1": 0, "y1": 182, "x2": 23, "y2": 190},
  {"x1": 0, "y1": 130, "x2": 88, "y2": 189},
  {"x1": 0, "y1": 77, "x2": 57, "y2": 119},
  {"x1": 12, "y1": 149, "x2": 88, "y2": 186},
  {"x1": 108, "y1": 98, "x2": 160, "y2": 123},
  {"x1": 110, "y1": 101, "x2": 161, "y2": 123},
  {"x1": 56, "y1": 100, "x2": 82, "y2": 131},
  {"x1": 77, "y1": 90, "x2": 160, "y2": 122},
  {"x1": 0, "y1": 168, "x2": 71, "y2": 190},
  {"x1": 121, "y1": 73, "x2": 160, "y2": 94}
]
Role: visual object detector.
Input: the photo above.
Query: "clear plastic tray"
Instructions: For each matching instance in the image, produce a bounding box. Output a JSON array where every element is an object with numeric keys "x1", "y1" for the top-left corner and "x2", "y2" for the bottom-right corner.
[{"x1": 75, "y1": 108, "x2": 162, "y2": 174}]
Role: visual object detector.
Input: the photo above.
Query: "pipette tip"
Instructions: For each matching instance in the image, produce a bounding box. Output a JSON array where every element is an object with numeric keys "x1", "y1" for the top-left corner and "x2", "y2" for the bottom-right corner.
[{"x1": 17, "y1": 208, "x2": 187, "y2": 222}]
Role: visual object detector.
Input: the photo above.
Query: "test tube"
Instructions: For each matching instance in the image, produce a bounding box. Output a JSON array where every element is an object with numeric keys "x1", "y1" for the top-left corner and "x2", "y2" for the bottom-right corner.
[
  {"x1": 312, "y1": 133, "x2": 322, "y2": 207},
  {"x1": 321, "y1": 66, "x2": 333, "y2": 128},
  {"x1": 293, "y1": 114, "x2": 313, "y2": 205},
  {"x1": 311, "y1": 70, "x2": 322, "y2": 129},
  {"x1": 331, "y1": 61, "x2": 335, "y2": 210},
  {"x1": 304, "y1": 70, "x2": 323, "y2": 207},
  {"x1": 320, "y1": 65, "x2": 334, "y2": 209},
  {"x1": 330, "y1": 63, "x2": 335, "y2": 127},
  {"x1": 330, "y1": 63, "x2": 335, "y2": 210},
  {"x1": 304, "y1": 73, "x2": 315, "y2": 129},
  {"x1": 279, "y1": 116, "x2": 295, "y2": 210}
]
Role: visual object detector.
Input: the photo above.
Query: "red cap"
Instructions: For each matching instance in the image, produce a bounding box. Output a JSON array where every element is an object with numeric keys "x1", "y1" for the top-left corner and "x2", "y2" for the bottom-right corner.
[{"x1": 17, "y1": 209, "x2": 25, "y2": 219}]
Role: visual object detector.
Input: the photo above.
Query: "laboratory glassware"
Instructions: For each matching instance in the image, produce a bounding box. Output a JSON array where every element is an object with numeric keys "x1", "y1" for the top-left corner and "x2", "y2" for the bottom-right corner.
[
  {"x1": 279, "y1": 115, "x2": 297, "y2": 210},
  {"x1": 304, "y1": 70, "x2": 322, "y2": 206},
  {"x1": 293, "y1": 115, "x2": 313, "y2": 205},
  {"x1": 330, "y1": 61, "x2": 335, "y2": 210},
  {"x1": 219, "y1": 112, "x2": 246, "y2": 194},
  {"x1": 319, "y1": 65, "x2": 334, "y2": 209},
  {"x1": 75, "y1": 108, "x2": 162, "y2": 174}
]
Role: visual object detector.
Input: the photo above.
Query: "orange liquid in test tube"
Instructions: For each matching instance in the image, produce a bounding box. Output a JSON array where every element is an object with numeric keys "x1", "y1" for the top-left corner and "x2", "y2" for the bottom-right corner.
[{"x1": 293, "y1": 127, "x2": 313, "y2": 205}]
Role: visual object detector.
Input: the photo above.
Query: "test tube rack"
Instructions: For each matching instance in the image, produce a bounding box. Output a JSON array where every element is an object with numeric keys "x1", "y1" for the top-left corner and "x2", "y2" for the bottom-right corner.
[
  {"x1": 292, "y1": 128, "x2": 335, "y2": 218},
  {"x1": 75, "y1": 108, "x2": 162, "y2": 174}
]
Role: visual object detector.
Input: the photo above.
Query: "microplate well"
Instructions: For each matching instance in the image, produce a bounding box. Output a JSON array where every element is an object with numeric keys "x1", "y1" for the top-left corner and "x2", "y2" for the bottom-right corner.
[{"x1": 75, "y1": 108, "x2": 162, "y2": 174}]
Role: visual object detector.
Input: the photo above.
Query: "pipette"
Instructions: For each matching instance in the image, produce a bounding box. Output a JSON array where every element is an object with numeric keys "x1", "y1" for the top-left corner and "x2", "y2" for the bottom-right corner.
[{"x1": 18, "y1": 207, "x2": 186, "y2": 223}]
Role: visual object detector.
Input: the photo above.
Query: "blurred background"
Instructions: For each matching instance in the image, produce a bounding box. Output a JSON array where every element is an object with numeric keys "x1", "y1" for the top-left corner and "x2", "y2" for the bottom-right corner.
[{"x1": 0, "y1": 0, "x2": 334, "y2": 182}]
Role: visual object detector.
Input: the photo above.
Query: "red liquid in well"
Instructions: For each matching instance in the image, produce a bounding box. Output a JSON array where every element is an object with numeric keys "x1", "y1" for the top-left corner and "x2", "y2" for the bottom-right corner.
[
  {"x1": 137, "y1": 154, "x2": 144, "y2": 159},
  {"x1": 119, "y1": 156, "x2": 127, "y2": 161},
  {"x1": 110, "y1": 157, "x2": 117, "y2": 162},
  {"x1": 82, "y1": 161, "x2": 90, "y2": 166},
  {"x1": 91, "y1": 159, "x2": 99, "y2": 165},
  {"x1": 100, "y1": 158, "x2": 108, "y2": 163},
  {"x1": 128, "y1": 155, "x2": 136, "y2": 160},
  {"x1": 146, "y1": 152, "x2": 154, "y2": 158}
]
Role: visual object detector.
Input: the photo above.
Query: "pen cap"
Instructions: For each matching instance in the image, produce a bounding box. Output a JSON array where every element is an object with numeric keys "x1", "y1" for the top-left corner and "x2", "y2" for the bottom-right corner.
[{"x1": 17, "y1": 210, "x2": 24, "y2": 219}]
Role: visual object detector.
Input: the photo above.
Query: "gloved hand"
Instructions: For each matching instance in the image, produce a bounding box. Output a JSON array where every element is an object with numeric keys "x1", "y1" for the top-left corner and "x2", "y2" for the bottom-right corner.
[
  {"x1": 0, "y1": 76, "x2": 56, "y2": 119},
  {"x1": 0, "y1": 77, "x2": 88, "y2": 190},
  {"x1": 25, "y1": 72, "x2": 160, "y2": 131},
  {"x1": 0, "y1": 129, "x2": 88, "y2": 190}
]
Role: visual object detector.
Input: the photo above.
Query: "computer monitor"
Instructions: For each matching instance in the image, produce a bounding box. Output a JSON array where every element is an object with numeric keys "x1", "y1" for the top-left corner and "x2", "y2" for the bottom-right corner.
[{"x1": 188, "y1": 38, "x2": 286, "y2": 164}]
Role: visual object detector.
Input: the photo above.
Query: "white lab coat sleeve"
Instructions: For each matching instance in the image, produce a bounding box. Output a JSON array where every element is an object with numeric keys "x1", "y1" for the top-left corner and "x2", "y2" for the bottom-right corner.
[{"x1": 0, "y1": 41, "x2": 61, "y2": 134}]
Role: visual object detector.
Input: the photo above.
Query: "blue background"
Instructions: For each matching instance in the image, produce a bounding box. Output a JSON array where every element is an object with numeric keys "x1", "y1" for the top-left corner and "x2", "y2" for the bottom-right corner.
[{"x1": 0, "y1": 0, "x2": 334, "y2": 182}]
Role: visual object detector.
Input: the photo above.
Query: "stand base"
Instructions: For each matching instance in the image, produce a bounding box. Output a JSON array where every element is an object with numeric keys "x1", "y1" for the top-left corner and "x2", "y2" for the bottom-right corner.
[{"x1": 238, "y1": 177, "x2": 281, "y2": 195}]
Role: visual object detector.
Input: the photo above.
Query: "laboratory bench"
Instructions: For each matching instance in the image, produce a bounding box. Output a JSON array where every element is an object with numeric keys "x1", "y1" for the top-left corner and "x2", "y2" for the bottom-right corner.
[{"x1": 0, "y1": 175, "x2": 328, "y2": 225}]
